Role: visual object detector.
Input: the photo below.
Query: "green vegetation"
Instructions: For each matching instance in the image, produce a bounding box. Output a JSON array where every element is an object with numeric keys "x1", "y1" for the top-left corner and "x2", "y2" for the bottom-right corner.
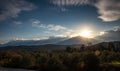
[{"x1": 0, "y1": 45, "x2": 120, "y2": 71}]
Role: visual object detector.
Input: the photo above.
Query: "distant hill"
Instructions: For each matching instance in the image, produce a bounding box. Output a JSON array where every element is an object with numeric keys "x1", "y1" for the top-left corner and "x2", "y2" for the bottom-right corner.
[
  {"x1": 0, "y1": 41, "x2": 120, "y2": 52},
  {"x1": 0, "y1": 44, "x2": 67, "y2": 51}
]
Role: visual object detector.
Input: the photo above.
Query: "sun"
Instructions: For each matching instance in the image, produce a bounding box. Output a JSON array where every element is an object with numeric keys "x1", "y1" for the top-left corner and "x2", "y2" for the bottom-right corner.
[{"x1": 79, "y1": 29, "x2": 92, "y2": 38}]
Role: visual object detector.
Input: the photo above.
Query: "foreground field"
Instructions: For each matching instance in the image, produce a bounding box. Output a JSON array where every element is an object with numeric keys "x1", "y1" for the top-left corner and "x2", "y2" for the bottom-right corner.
[
  {"x1": 0, "y1": 67, "x2": 36, "y2": 71},
  {"x1": 0, "y1": 48, "x2": 120, "y2": 71}
]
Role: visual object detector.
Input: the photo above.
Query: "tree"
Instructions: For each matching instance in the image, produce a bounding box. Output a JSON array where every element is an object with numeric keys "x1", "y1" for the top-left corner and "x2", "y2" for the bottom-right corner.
[
  {"x1": 83, "y1": 53, "x2": 100, "y2": 71},
  {"x1": 66, "y1": 46, "x2": 72, "y2": 52},
  {"x1": 80, "y1": 44, "x2": 85, "y2": 51}
]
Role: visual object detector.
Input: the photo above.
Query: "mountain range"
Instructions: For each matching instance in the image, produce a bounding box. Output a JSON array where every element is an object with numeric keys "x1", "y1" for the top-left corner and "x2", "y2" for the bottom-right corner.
[
  {"x1": 0, "y1": 30, "x2": 120, "y2": 47},
  {"x1": 0, "y1": 36, "x2": 100, "y2": 47},
  {"x1": 0, "y1": 41, "x2": 120, "y2": 52}
]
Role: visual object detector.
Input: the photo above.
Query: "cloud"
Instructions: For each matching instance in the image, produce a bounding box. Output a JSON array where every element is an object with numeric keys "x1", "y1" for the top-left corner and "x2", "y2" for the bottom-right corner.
[
  {"x1": 11, "y1": 36, "x2": 68, "y2": 43},
  {"x1": 95, "y1": 0, "x2": 120, "y2": 22},
  {"x1": 97, "y1": 27, "x2": 120, "y2": 41},
  {"x1": 61, "y1": 7, "x2": 68, "y2": 12},
  {"x1": 51, "y1": 0, "x2": 96, "y2": 6},
  {"x1": 14, "y1": 37, "x2": 49, "y2": 41},
  {"x1": 0, "y1": 36, "x2": 69, "y2": 46},
  {"x1": 32, "y1": 20, "x2": 67, "y2": 31},
  {"x1": 113, "y1": 26, "x2": 120, "y2": 31},
  {"x1": 0, "y1": 40, "x2": 8, "y2": 44},
  {"x1": 13, "y1": 21, "x2": 22, "y2": 25},
  {"x1": 0, "y1": 0, "x2": 37, "y2": 21}
]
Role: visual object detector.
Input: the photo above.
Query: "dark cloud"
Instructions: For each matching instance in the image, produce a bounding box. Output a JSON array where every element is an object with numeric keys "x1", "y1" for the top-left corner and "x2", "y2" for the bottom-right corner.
[
  {"x1": 97, "y1": 28, "x2": 120, "y2": 41},
  {"x1": 0, "y1": 0, "x2": 37, "y2": 21}
]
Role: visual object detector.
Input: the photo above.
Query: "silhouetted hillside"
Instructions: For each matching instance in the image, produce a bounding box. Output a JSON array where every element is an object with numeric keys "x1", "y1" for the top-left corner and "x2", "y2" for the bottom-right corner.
[{"x1": 87, "y1": 41, "x2": 120, "y2": 52}]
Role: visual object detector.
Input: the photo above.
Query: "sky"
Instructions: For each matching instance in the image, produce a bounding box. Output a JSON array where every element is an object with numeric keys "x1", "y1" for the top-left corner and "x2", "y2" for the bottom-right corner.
[{"x1": 0, "y1": 0, "x2": 120, "y2": 44}]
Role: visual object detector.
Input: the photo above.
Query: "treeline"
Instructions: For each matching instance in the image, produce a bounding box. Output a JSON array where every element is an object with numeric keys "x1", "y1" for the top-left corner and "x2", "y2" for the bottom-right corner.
[{"x1": 0, "y1": 47, "x2": 120, "y2": 71}]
